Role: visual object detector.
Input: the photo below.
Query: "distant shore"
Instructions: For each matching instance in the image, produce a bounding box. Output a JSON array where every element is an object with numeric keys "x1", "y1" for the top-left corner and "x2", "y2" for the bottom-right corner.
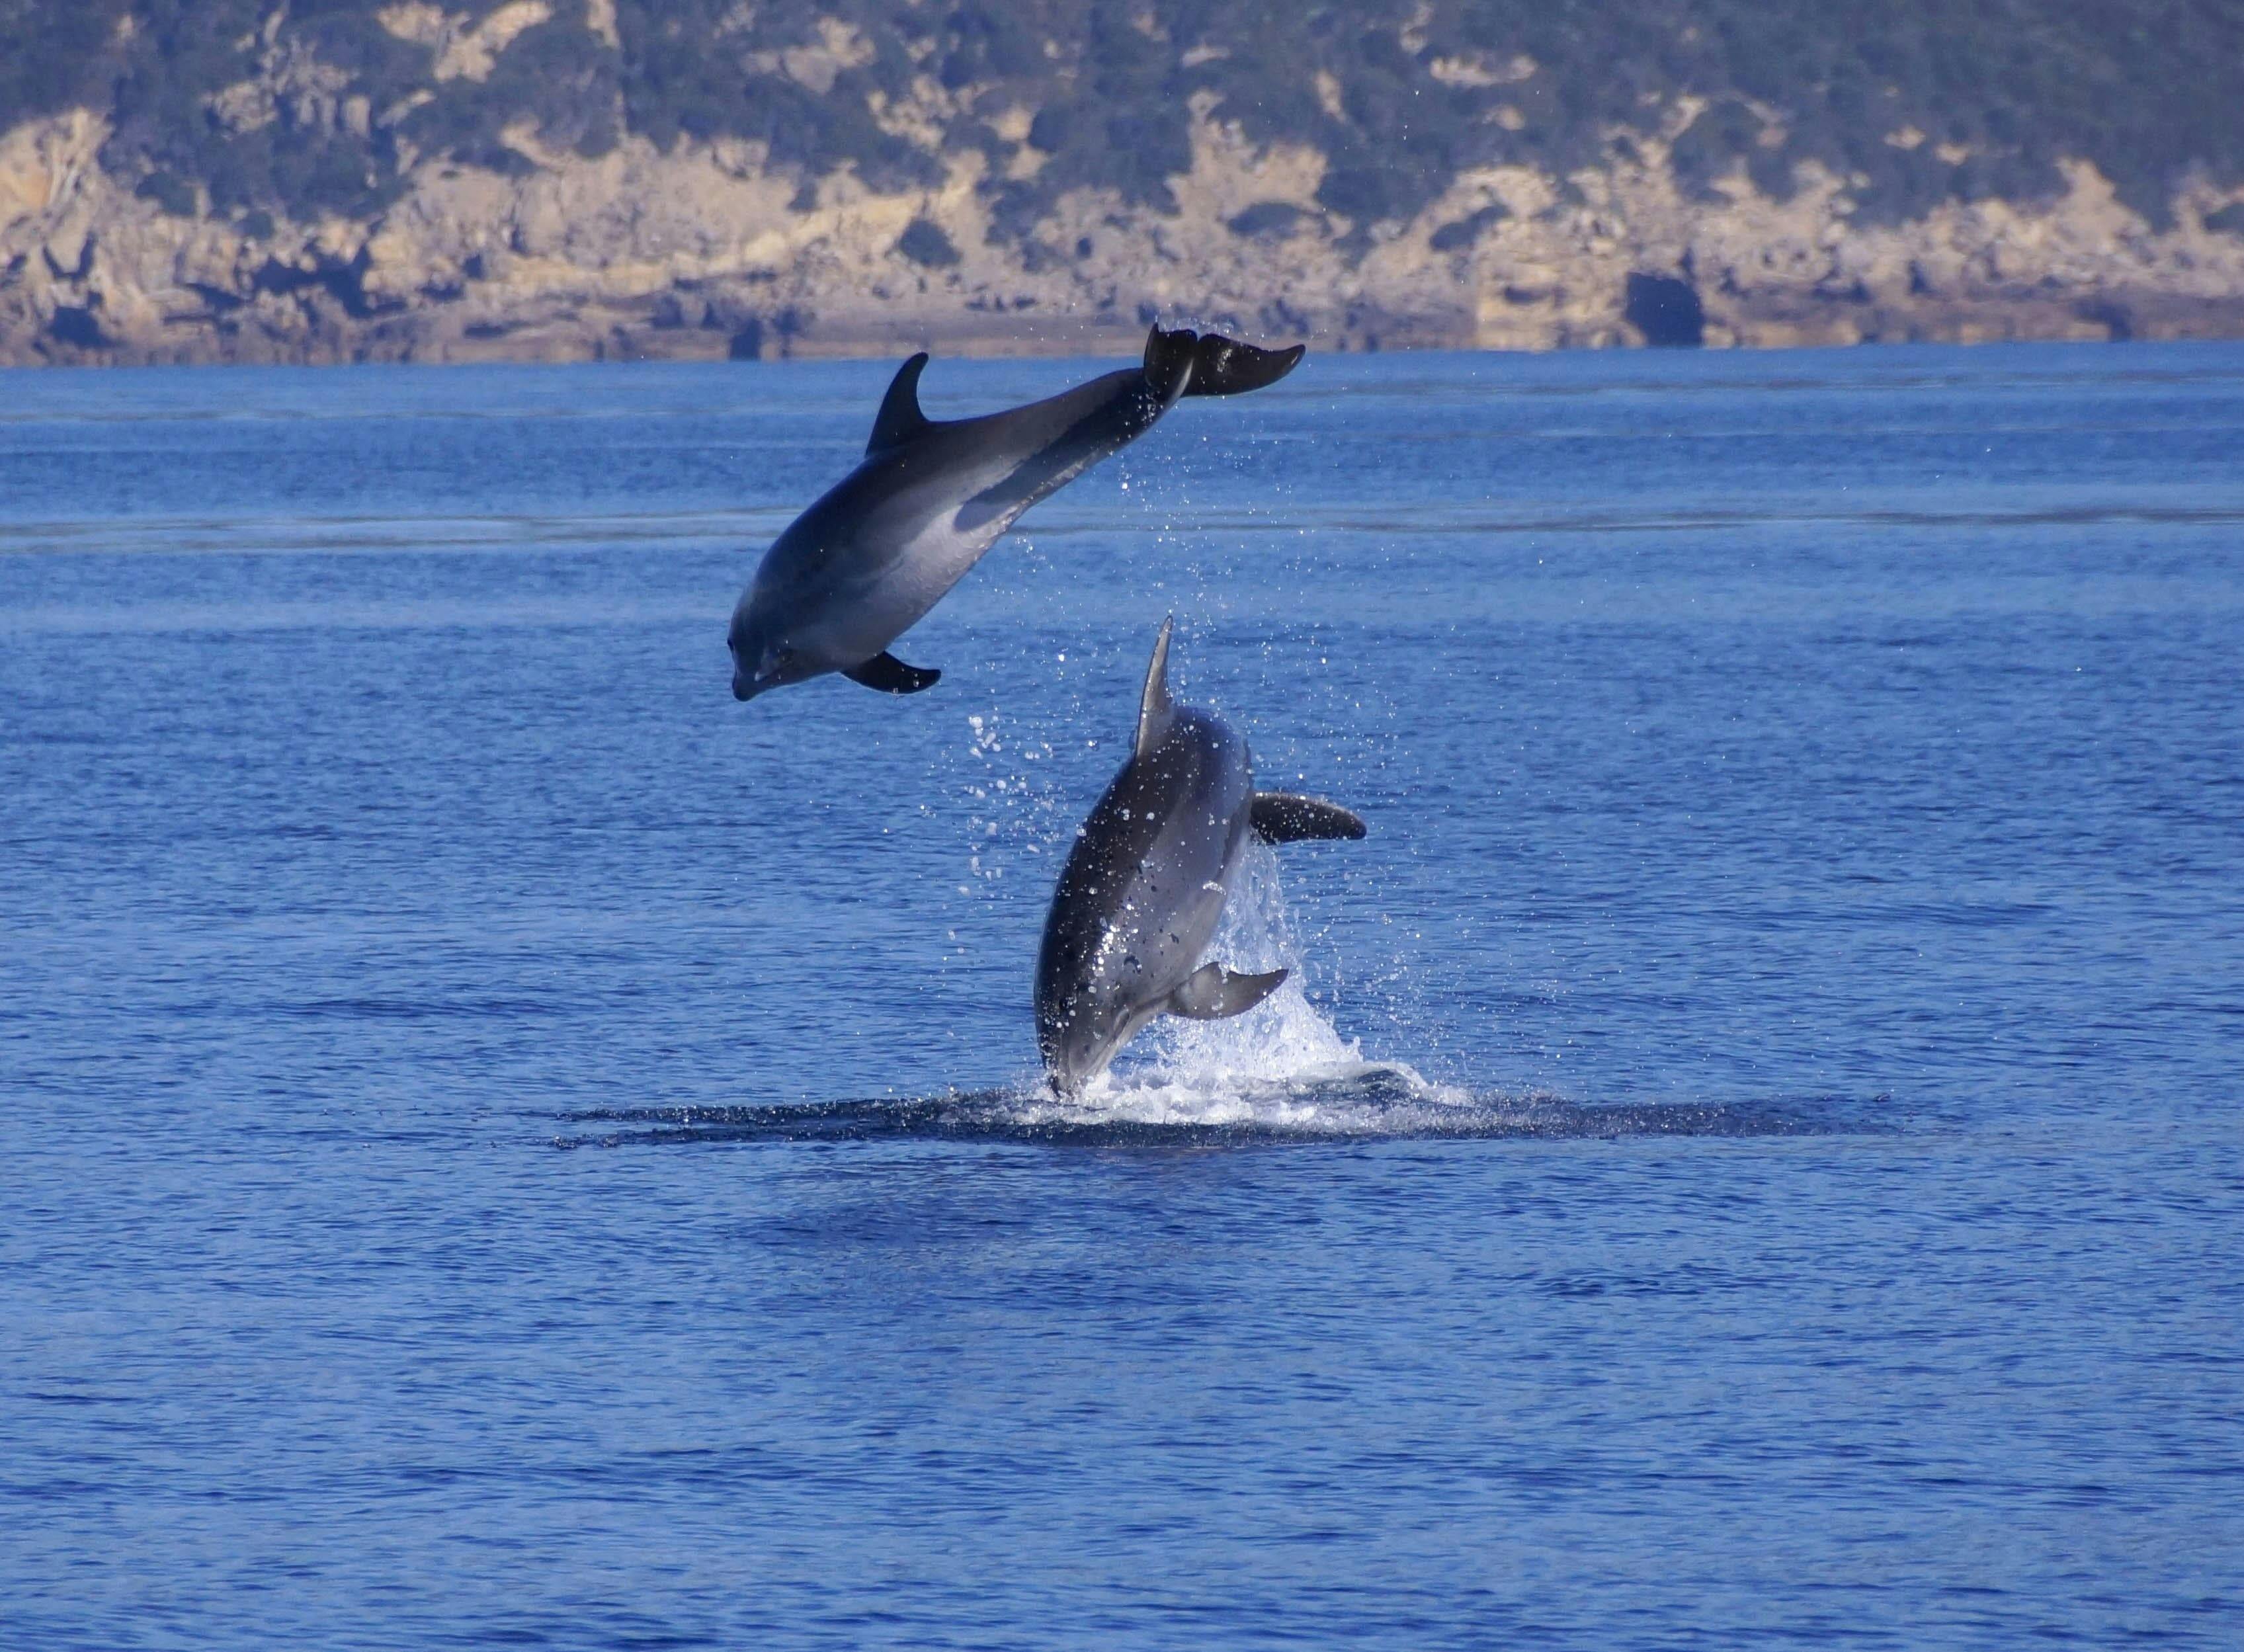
[{"x1": 9, "y1": 110, "x2": 2244, "y2": 370}]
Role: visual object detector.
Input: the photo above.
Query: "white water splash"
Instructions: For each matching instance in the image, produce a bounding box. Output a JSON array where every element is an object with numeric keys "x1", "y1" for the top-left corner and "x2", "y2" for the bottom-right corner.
[
  {"x1": 1134, "y1": 839, "x2": 1360, "y2": 1075},
  {"x1": 1014, "y1": 839, "x2": 1473, "y2": 1132},
  {"x1": 958, "y1": 710, "x2": 1069, "y2": 896}
]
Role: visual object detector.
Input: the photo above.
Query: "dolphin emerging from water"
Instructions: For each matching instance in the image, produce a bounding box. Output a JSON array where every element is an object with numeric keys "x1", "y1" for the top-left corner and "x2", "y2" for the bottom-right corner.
[
  {"x1": 727, "y1": 325, "x2": 1303, "y2": 702},
  {"x1": 1034, "y1": 619, "x2": 1366, "y2": 1095}
]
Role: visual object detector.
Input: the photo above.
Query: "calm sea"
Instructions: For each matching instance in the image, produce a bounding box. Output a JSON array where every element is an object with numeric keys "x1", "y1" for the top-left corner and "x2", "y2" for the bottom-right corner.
[{"x1": 3, "y1": 343, "x2": 2240, "y2": 1649}]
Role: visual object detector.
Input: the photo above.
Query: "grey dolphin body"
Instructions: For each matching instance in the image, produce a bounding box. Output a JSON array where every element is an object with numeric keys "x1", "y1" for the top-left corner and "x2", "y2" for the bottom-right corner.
[
  {"x1": 728, "y1": 326, "x2": 1303, "y2": 701},
  {"x1": 1034, "y1": 620, "x2": 1367, "y2": 1095}
]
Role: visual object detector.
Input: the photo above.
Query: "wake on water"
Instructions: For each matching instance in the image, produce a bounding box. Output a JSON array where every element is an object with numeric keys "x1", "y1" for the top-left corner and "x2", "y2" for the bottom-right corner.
[
  {"x1": 552, "y1": 1083, "x2": 1872, "y2": 1149},
  {"x1": 556, "y1": 844, "x2": 1885, "y2": 1148}
]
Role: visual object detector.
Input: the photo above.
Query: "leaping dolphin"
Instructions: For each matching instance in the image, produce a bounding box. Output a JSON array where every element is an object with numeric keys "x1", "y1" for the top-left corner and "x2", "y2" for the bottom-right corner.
[
  {"x1": 728, "y1": 325, "x2": 1304, "y2": 702},
  {"x1": 1034, "y1": 618, "x2": 1366, "y2": 1096}
]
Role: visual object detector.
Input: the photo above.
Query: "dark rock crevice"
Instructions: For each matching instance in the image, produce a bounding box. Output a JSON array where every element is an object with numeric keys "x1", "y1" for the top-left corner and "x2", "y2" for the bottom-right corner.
[{"x1": 1625, "y1": 271, "x2": 1704, "y2": 346}]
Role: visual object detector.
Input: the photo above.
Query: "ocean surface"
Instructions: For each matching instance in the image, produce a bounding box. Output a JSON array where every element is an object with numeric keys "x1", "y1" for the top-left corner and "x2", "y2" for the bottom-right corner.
[{"x1": 3, "y1": 341, "x2": 2241, "y2": 1649}]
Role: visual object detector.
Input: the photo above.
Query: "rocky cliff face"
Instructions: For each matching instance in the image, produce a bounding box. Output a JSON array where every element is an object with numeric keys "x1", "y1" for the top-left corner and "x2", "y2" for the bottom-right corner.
[{"x1": 5, "y1": 7, "x2": 2242, "y2": 365}]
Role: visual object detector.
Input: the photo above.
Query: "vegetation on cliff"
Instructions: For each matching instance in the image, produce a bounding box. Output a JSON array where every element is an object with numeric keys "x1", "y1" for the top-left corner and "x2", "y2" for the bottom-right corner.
[{"x1": 3, "y1": 0, "x2": 2239, "y2": 243}]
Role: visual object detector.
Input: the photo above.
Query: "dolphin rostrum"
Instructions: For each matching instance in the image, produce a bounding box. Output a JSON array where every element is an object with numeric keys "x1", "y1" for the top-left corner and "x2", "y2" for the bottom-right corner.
[
  {"x1": 1034, "y1": 618, "x2": 1366, "y2": 1095},
  {"x1": 727, "y1": 325, "x2": 1303, "y2": 702}
]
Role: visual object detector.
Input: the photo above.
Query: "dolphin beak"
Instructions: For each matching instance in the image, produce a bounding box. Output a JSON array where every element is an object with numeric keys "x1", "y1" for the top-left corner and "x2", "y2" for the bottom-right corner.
[
  {"x1": 1050, "y1": 1038, "x2": 1106, "y2": 1099},
  {"x1": 733, "y1": 676, "x2": 753, "y2": 702}
]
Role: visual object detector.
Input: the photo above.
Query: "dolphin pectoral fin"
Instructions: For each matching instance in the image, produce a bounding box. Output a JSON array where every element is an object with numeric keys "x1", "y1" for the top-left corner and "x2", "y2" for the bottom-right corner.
[
  {"x1": 1183, "y1": 333, "x2": 1306, "y2": 397},
  {"x1": 866, "y1": 352, "x2": 933, "y2": 453},
  {"x1": 842, "y1": 651, "x2": 942, "y2": 694},
  {"x1": 1250, "y1": 793, "x2": 1368, "y2": 844},
  {"x1": 1167, "y1": 962, "x2": 1289, "y2": 1020}
]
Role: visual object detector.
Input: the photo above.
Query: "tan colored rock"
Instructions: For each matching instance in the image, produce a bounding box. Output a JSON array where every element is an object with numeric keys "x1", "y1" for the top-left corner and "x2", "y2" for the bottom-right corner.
[
  {"x1": 4, "y1": 97, "x2": 2243, "y2": 366},
  {"x1": 380, "y1": 2, "x2": 553, "y2": 82}
]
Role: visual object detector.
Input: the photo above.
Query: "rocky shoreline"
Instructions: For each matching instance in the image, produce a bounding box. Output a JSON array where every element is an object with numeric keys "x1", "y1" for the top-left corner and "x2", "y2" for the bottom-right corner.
[{"x1": 7, "y1": 99, "x2": 2243, "y2": 368}]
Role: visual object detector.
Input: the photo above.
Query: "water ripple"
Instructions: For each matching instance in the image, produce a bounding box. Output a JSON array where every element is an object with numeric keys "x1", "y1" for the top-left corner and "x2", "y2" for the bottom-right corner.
[{"x1": 549, "y1": 1077, "x2": 1893, "y2": 1149}]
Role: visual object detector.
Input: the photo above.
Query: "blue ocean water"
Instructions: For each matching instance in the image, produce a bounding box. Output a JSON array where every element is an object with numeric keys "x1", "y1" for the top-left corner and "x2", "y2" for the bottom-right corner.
[{"x1": 3, "y1": 342, "x2": 2241, "y2": 1649}]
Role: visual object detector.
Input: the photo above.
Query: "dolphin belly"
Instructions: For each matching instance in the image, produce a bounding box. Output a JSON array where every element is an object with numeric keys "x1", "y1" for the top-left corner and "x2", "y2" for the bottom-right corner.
[
  {"x1": 786, "y1": 516, "x2": 993, "y2": 671},
  {"x1": 736, "y1": 460, "x2": 1010, "y2": 679},
  {"x1": 737, "y1": 416, "x2": 1087, "y2": 682},
  {"x1": 1036, "y1": 707, "x2": 1254, "y2": 1088},
  {"x1": 1090, "y1": 786, "x2": 1245, "y2": 1005}
]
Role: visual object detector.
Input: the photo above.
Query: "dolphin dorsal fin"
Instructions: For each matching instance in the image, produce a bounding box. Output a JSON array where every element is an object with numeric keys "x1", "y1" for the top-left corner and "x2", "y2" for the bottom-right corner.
[
  {"x1": 867, "y1": 352, "x2": 932, "y2": 454},
  {"x1": 1135, "y1": 616, "x2": 1176, "y2": 760}
]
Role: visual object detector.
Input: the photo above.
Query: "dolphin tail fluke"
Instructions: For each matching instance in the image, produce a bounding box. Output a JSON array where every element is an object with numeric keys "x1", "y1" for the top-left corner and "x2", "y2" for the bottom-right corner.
[
  {"x1": 1142, "y1": 326, "x2": 1200, "y2": 402},
  {"x1": 843, "y1": 651, "x2": 941, "y2": 694},
  {"x1": 1167, "y1": 962, "x2": 1288, "y2": 1020},
  {"x1": 1142, "y1": 325, "x2": 1305, "y2": 401},
  {"x1": 1251, "y1": 793, "x2": 1368, "y2": 843},
  {"x1": 1136, "y1": 616, "x2": 1176, "y2": 758},
  {"x1": 1184, "y1": 332, "x2": 1305, "y2": 396}
]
